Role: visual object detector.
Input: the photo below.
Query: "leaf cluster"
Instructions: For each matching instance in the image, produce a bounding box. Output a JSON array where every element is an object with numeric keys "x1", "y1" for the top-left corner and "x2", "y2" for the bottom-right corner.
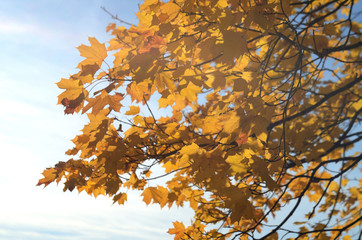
[{"x1": 39, "y1": 0, "x2": 362, "y2": 239}]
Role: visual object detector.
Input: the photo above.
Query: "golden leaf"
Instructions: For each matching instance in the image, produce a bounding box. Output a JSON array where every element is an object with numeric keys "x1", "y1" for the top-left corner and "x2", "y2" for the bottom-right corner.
[
  {"x1": 180, "y1": 81, "x2": 201, "y2": 102},
  {"x1": 141, "y1": 186, "x2": 169, "y2": 208},
  {"x1": 77, "y1": 37, "x2": 107, "y2": 68},
  {"x1": 37, "y1": 168, "x2": 57, "y2": 187},
  {"x1": 168, "y1": 221, "x2": 185, "y2": 240},
  {"x1": 82, "y1": 91, "x2": 123, "y2": 114},
  {"x1": 56, "y1": 78, "x2": 84, "y2": 102},
  {"x1": 113, "y1": 192, "x2": 127, "y2": 205},
  {"x1": 125, "y1": 106, "x2": 140, "y2": 115},
  {"x1": 226, "y1": 154, "x2": 247, "y2": 175}
]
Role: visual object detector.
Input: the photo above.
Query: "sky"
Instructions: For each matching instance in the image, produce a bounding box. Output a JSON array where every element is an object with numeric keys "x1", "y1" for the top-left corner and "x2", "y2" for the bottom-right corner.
[{"x1": 0, "y1": 1, "x2": 194, "y2": 239}]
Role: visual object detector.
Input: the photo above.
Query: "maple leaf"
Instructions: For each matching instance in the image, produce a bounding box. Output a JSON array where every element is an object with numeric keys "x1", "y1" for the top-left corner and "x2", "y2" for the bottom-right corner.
[
  {"x1": 125, "y1": 106, "x2": 140, "y2": 115},
  {"x1": 56, "y1": 78, "x2": 84, "y2": 103},
  {"x1": 79, "y1": 63, "x2": 100, "y2": 78},
  {"x1": 226, "y1": 154, "x2": 247, "y2": 176},
  {"x1": 235, "y1": 132, "x2": 248, "y2": 146},
  {"x1": 61, "y1": 93, "x2": 85, "y2": 114},
  {"x1": 222, "y1": 30, "x2": 247, "y2": 63},
  {"x1": 77, "y1": 37, "x2": 107, "y2": 68},
  {"x1": 141, "y1": 186, "x2": 169, "y2": 208},
  {"x1": 139, "y1": 35, "x2": 166, "y2": 54},
  {"x1": 168, "y1": 221, "x2": 185, "y2": 240},
  {"x1": 180, "y1": 81, "x2": 201, "y2": 102},
  {"x1": 37, "y1": 168, "x2": 57, "y2": 187},
  {"x1": 113, "y1": 192, "x2": 127, "y2": 205},
  {"x1": 127, "y1": 82, "x2": 150, "y2": 103},
  {"x1": 106, "y1": 23, "x2": 116, "y2": 33},
  {"x1": 82, "y1": 91, "x2": 123, "y2": 114}
]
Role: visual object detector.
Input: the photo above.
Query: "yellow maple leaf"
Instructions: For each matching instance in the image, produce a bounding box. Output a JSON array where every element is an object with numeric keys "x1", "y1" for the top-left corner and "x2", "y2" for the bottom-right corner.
[
  {"x1": 222, "y1": 111, "x2": 241, "y2": 134},
  {"x1": 168, "y1": 221, "x2": 185, "y2": 240},
  {"x1": 113, "y1": 192, "x2": 127, "y2": 205},
  {"x1": 56, "y1": 78, "x2": 84, "y2": 103},
  {"x1": 178, "y1": 143, "x2": 203, "y2": 168},
  {"x1": 160, "y1": 2, "x2": 179, "y2": 21},
  {"x1": 222, "y1": 30, "x2": 247, "y2": 63},
  {"x1": 226, "y1": 154, "x2": 247, "y2": 175},
  {"x1": 180, "y1": 81, "x2": 201, "y2": 102},
  {"x1": 125, "y1": 106, "x2": 140, "y2": 115},
  {"x1": 37, "y1": 168, "x2": 57, "y2": 187},
  {"x1": 82, "y1": 91, "x2": 123, "y2": 114},
  {"x1": 141, "y1": 186, "x2": 169, "y2": 208},
  {"x1": 162, "y1": 159, "x2": 178, "y2": 173},
  {"x1": 77, "y1": 37, "x2": 107, "y2": 68}
]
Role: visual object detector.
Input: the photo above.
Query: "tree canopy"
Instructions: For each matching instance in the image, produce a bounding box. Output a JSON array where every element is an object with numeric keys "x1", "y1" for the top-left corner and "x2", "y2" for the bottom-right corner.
[{"x1": 38, "y1": 0, "x2": 362, "y2": 239}]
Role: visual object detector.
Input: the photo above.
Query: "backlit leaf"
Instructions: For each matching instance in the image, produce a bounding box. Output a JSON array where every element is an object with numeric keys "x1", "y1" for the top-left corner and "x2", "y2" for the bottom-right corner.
[
  {"x1": 125, "y1": 106, "x2": 140, "y2": 115},
  {"x1": 77, "y1": 37, "x2": 107, "y2": 67}
]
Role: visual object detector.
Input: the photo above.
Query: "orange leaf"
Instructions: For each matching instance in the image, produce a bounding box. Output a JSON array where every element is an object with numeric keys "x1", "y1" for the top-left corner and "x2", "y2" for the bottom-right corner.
[
  {"x1": 83, "y1": 91, "x2": 123, "y2": 114},
  {"x1": 37, "y1": 168, "x2": 57, "y2": 187},
  {"x1": 57, "y1": 78, "x2": 84, "y2": 102},
  {"x1": 77, "y1": 37, "x2": 107, "y2": 68},
  {"x1": 168, "y1": 221, "x2": 185, "y2": 240},
  {"x1": 141, "y1": 186, "x2": 169, "y2": 208},
  {"x1": 125, "y1": 106, "x2": 140, "y2": 115},
  {"x1": 113, "y1": 192, "x2": 127, "y2": 205},
  {"x1": 180, "y1": 81, "x2": 201, "y2": 102}
]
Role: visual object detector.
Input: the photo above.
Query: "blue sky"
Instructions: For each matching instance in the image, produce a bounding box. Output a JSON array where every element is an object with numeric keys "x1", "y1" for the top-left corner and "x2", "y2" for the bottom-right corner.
[{"x1": 0, "y1": 1, "x2": 193, "y2": 239}]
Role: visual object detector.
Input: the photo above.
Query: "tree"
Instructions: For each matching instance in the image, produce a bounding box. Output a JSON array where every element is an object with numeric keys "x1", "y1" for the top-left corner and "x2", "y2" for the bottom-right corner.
[{"x1": 38, "y1": 0, "x2": 362, "y2": 239}]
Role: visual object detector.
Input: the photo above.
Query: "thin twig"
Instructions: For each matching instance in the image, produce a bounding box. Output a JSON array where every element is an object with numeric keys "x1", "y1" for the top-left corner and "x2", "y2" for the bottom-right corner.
[{"x1": 101, "y1": 6, "x2": 134, "y2": 26}]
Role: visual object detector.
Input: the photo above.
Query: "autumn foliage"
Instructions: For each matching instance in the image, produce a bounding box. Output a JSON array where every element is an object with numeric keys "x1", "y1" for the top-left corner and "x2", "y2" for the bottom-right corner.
[{"x1": 38, "y1": 0, "x2": 362, "y2": 239}]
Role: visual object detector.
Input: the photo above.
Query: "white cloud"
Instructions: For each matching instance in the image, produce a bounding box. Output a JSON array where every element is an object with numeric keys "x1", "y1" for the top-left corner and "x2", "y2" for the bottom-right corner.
[
  {"x1": 0, "y1": 14, "x2": 80, "y2": 49},
  {"x1": 0, "y1": 18, "x2": 39, "y2": 35}
]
